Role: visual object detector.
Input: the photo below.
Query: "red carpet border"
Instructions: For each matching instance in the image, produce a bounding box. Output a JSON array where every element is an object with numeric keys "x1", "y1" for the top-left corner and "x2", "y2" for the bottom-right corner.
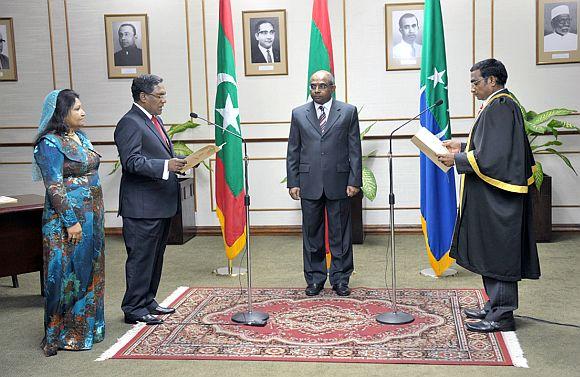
[{"x1": 98, "y1": 286, "x2": 527, "y2": 366}]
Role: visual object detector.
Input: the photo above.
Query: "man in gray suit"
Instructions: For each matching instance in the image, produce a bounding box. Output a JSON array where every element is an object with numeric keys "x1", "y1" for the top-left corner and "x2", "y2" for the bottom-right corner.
[{"x1": 286, "y1": 70, "x2": 362, "y2": 297}]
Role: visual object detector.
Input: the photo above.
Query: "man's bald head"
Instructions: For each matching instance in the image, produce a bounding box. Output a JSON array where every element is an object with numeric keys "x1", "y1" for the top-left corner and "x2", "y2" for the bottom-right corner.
[{"x1": 309, "y1": 70, "x2": 335, "y2": 104}]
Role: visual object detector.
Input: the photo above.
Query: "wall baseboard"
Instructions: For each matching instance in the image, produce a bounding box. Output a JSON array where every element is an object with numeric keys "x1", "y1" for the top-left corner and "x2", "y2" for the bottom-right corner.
[{"x1": 104, "y1": 224, "x2": 580, "y2": 236}]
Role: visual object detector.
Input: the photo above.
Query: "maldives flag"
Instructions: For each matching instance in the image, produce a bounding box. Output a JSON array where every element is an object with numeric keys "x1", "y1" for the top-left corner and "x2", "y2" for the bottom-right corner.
[
  {"x1": 215, "y1": 0, "x2": 245, "y2": 260},
  {"x1": 308, "y1": 0, "x2": 334, "y2": 265},
  {"x1": 307, "y1": 0, "x2": 334, "y2": 93},
  {"x1": 419, "y1": 0, "x2": 457, "y2": 276}
]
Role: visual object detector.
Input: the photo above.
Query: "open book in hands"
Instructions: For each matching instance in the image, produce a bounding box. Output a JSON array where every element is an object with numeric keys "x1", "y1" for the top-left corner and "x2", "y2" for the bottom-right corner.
[
  {"x1": 411, "y1": 127, "x2": 451, "y2": 173},
  {"x1": 180, "y1": 144, "x2": 224, "y2": 173}
]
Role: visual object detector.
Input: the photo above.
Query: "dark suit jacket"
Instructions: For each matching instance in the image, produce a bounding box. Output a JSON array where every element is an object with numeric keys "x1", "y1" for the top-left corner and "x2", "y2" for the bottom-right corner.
[
  {"x1": 114, "y1": 46, "x2": 143, "y2": 66},
  {"x1": 0, "y1": 54, "x2": 9, "y2": 69},
  {"x1": 250, "y1": 44, "x2": 280, "y2": 63},
  {"x1": 286, "y1": 100, "x2": 362, "y2": 200},
  {"x1": 114, "y1": 105, "x2": 179, "y2": 219}
]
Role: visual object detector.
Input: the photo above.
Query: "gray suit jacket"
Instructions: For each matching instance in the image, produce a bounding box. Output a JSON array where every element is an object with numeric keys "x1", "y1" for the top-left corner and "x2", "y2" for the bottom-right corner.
[
  {"x1": 286, "y1": 100, "x2": 362, "y2": 200},
  {"x1": 114, "y1": 105, "x2": 179, "y2": 219}
]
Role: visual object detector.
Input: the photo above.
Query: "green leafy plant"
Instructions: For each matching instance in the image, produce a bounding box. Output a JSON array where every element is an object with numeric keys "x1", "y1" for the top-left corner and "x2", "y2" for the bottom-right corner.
[
  {"x1": 109, "y1": 119, "x2": 204, "y2": 175},
  {"x1": 359, "y1": 121, "x2": 378, "y2": 201},
  {"x1": 512, "y1": 97, "x2": 579, "y2": 190}
]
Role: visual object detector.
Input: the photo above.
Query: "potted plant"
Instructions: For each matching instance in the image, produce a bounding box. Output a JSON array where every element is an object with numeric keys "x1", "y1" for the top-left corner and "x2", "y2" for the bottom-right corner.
[
  {"x1": 350, "y1": 122, "x2": 378, "y2": 243},
  {"x1": 513, "y1": 98, "x2": 579, "y2": 241}
]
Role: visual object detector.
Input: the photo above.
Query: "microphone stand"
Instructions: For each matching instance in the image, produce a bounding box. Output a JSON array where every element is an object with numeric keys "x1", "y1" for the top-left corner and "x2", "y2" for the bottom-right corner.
[
  {"x1": 376, "y1": 101, "x2": 441, "y2": 325},
  {"x1": 191, "y1": 113, "x2": 269, "y2": 326}
]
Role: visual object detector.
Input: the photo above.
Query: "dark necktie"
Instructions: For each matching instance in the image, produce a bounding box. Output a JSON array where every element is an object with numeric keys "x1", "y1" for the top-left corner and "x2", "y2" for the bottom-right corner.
[
  {"x1": 151, "y1": 115, "x2": 169, "y2": 146},
  {"x1": 266, "y1": 49, "x2": 272, "y2": 63},
  {"x1": 318, "y1": 106, "x2": 327, "y2": 133}
]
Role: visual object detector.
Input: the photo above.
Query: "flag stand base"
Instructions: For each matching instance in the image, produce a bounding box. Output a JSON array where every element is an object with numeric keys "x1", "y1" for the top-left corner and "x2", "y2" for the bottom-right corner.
[
  {"x1": 420, "y1": 268, "x2": 457, "y2": 278},
  {"x1": 213, "y1": 266, "x2": 247, "y2": 276}
]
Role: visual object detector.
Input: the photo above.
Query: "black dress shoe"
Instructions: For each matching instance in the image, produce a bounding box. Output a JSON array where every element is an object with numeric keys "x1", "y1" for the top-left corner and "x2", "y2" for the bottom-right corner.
[
  {"x1": 465, "y1": 319, "x2": 515, "y2": 333},
  {"x1": 332, "y1": 284, "x2": 351, "y2": 296},
  {"x1": 150, "y1": 306, "x2": 176, "y2": 315},
  {"x1": 464, "y1": 308, "x2": 487, "y2": 319},
  {"x1": 124, "y1": 314, "x2": 164, "y2": 325},
  {"x1": 305, "y1": 283, "x2": 324, "y2": 296}
]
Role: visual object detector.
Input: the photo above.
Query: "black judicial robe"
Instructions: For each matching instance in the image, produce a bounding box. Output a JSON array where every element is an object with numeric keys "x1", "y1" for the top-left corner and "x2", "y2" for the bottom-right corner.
[{"x1": 450, "y1": 90, "x2": 541, "y2": 282}]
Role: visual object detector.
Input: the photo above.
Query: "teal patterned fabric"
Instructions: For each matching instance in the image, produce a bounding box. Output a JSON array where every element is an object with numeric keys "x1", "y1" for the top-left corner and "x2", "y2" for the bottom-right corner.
[
  {"x1": 32, "y1": 90, "x2": 61, "y2": 181},
  {"x1": 33, "y1": 132, "x2": 105, "y2": 355}
]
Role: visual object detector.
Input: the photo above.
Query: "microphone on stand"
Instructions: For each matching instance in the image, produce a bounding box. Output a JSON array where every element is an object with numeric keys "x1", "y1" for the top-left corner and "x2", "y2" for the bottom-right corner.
[
  {"x1": 189, "y1": 111, "x2": 269, "y2": 327},
  {"x1": 376, "y1": 98, "x2": 444, "y2": 325},
  {"x1": 189, "y1": 112, "x2": 243, "y2": 141}
]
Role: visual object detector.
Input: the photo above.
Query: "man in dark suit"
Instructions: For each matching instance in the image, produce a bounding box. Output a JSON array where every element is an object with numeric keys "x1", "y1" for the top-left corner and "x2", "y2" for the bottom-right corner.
[
  {"x1": 286, "y1": 70, "x2": 362, "y2": 297},
  {"x1": 250, "y1": 20, "x2": 280, "y2": 64},
  {"x1": 114, "y1": 74, "x2": 187, "y2": 325},
  {"x1": 0, "y1": 33, "x2": 10, "y2": 69},
  {"x1": 114, "y1": 23, "x2": 143, "y2": 66}
]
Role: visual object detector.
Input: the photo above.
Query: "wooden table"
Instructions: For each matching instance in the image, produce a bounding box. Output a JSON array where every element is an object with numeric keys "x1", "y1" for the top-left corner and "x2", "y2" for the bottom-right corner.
[{"x1": 0, "y1": 194, "x2": 45, "y2": 294}]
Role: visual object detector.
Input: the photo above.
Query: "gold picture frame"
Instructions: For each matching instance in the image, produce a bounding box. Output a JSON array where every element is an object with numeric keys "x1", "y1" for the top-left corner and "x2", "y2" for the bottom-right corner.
[
  {"x1": 242, "y1": 9, "x2": 288, "y2": 76},
  {"x1": 0, "y1": 18, "x2": 18, "y2": 81},
  {"x1": 104, "y1": 14, "x2": 150, "y2": 79},
  {"x1": 536, "y1": 0, "x2": 580, "y2": 65},
  {"x1": 385, "y1": 3, "x2": 424, "y2": 71}
]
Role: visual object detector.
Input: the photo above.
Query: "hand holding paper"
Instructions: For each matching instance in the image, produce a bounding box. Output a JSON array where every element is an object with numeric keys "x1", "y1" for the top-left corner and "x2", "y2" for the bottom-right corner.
[
  {"x1": 180, "y1": 144, "x2": 223, "y2": 173},
  {"x1": 410, "y1": 127, "x2": 451, "y2": 172}
]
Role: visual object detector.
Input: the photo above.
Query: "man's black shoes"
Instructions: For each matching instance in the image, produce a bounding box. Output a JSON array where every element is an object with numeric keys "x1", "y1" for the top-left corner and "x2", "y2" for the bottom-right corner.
[
  {"x1": 332, "y1": 284, "x2": 351, "y2": 296},
  {"x1": 464, "y1": 308, "x2": 487, "y2": 320},
  {"x1": 124, "y1": 314, "x2": 164, "y2": 325},
  {"x1": 465, "y1": 319, "x2": 516, "y2": 333},
  {"x1": 150, "y1": 306, "x2": 176, "y2": 315},
  {"x1": 305, "y1": 283, "x2": 324, "y2": 296}
]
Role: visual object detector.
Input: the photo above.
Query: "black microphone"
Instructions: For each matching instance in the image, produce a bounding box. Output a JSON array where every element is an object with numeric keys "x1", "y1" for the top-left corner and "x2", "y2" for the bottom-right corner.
[
  {"x1": 189, "y1": 112, "x2": 243, "y2": 141},
  {"x1": 389, "y1": 99, "x2": 444, "y2": 138}
]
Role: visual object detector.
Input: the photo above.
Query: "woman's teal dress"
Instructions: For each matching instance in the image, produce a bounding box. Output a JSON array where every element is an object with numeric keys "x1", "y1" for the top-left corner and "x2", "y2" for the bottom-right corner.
[{"x1": 33, "y1": 132, "x2": 105, "y2": 355}]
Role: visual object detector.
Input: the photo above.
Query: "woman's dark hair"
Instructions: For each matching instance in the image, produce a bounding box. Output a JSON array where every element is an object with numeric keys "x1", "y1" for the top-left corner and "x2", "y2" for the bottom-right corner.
[{"x1": 34, "y1": 89, "x2": 80, "y2": 145}]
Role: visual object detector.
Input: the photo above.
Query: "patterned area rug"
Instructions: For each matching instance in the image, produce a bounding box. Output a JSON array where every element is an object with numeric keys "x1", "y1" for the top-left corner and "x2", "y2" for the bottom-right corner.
[{"x1": 98, "y1": 287, "x2": 526, "y2": 366}]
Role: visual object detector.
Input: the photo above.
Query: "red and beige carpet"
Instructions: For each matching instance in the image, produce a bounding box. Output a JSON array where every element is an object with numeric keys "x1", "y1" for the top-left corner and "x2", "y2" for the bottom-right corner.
[{"x1": 98, "y1": 287, "x2": 527, "y2": 366}]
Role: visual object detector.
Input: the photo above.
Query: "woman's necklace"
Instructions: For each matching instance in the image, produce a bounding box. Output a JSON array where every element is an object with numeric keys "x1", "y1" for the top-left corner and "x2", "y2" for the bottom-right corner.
[{"x1": 66, "y1": 130, "x2": 81, "y2": 145}]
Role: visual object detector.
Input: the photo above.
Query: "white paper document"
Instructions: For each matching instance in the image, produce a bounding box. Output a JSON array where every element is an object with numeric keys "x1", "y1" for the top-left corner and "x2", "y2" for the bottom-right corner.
[{"x1": 411, "y1": 127, "x2": 451, "y2": 173}]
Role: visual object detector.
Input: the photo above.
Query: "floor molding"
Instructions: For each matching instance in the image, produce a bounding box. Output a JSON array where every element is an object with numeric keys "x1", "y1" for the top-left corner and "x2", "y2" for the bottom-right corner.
[{"x1": 104, "y1": 224, "x2": 580, "y2": 236}]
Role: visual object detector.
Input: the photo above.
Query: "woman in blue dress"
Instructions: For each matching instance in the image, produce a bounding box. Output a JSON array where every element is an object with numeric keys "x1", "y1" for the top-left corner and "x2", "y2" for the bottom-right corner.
[{"x1": 33, "y1": 90, "x2": 105, "y2": 356}]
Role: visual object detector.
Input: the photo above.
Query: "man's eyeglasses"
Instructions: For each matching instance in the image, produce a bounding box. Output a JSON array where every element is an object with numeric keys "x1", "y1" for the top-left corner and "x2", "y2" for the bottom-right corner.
[
  {"x1": 470, "y1": 77, "x2": 485, "y2": 87},
  {"x1": 146, "y1": 92, "x2": 166, "y2": 100},
  {"x1": 310, "y1": 83, "x2": 331, "y2": 90},
  {"x1": 0, "y1": 39, "x2": 5, "y2": 43}
]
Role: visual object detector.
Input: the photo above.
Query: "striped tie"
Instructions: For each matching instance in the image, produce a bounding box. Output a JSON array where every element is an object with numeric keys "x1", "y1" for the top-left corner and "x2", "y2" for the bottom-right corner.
[
  {"x1": 266, "y1": 49, "x2": 273, "y2": 63},
  {"x1": 318, "y1": 106, "x2": 327, "y2": 133}
]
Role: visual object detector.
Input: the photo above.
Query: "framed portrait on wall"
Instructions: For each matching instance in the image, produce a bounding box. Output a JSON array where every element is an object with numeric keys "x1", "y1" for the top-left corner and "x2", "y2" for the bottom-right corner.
[
  {"x1": 0, "y1": 18, "x2": 18, "y2": 81},
  {"x1": 385, "y1": 3, "x2": 424, "y2": 71},
  {"x1": 242, "y1": 9, "x2": 288, "y2": 76},
  {"x1": 537, "y1": 0, "x2": 580, "y2": 64},
  {"x1": 104, "y1": 14, "x2": 150, "y2": 79}
]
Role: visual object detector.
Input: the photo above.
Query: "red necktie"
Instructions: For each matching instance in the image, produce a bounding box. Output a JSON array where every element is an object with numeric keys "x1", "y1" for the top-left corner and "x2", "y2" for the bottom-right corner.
[{"x1": 151, "y1": 116, "x2": 169, "y2": 146}]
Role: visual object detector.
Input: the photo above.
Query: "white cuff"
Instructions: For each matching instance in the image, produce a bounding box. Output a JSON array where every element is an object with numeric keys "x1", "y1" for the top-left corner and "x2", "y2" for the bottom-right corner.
[{"x1": 162, "y1": 160, "x2": 169, "y2": 180}]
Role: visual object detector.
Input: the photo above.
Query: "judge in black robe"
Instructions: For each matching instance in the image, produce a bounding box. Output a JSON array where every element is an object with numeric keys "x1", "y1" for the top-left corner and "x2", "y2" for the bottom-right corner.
[{"x1": 438, "y1": 59, "x2": 540, "y2": 333}]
